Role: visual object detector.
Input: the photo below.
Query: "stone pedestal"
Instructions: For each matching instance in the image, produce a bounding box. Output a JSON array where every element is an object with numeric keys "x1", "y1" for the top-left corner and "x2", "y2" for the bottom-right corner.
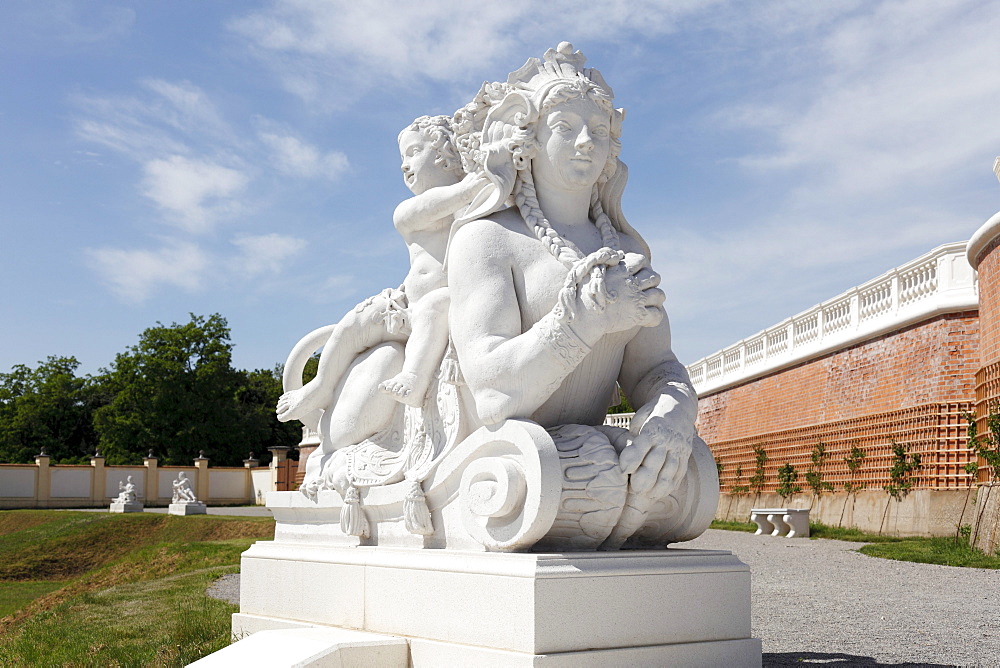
[
  {"x1": 109, "y1": 501, "x2": 143, "y2": 513},
  {"x1": 230, "y1": 542, "x2": 760, "y2": 666},
  {"x1": 168, "y1": 501, "x2": 207, "y2": 515}
]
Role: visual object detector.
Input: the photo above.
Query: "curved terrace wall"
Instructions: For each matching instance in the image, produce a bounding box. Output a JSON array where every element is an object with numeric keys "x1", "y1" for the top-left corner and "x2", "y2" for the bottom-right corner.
[
  {"x1": 968, "y1": 166, "x2": 1000, "y2": 488},
  {"x1": 688, "y1": 242, "x2": 981, "y2": 510}
]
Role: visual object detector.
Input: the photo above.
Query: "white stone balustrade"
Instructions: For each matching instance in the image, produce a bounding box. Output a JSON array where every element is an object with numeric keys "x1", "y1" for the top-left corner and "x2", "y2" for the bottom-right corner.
[
  {"x1": 750, "y1": 508, "x2": 810, "y2": 538},
  {"x1": 687, "y1": 242, "x2": 978, "y2": 395},
  {"x1": 603, "y1": 412, "x2": 634, "y2": 429}
]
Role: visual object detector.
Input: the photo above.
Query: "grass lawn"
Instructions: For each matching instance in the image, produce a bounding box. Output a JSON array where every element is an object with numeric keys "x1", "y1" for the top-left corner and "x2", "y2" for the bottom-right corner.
[
  {"x1": 0, "y1": 509, "x2": 274, "y2": 666},
  {"x1": 709, "y1": 519, "x2": 1000, "y2": 568}
]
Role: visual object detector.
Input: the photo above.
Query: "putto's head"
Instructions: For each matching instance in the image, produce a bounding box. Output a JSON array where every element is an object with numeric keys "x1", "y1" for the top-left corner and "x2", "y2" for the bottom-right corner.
[{"x1": 398, "y1": 115, "x2": 464, "y2": 195}]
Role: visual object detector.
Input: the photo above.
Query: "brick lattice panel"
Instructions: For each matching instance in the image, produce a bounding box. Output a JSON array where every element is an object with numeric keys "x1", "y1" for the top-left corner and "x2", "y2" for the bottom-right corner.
[
  {"x1": 712, "y1": 402, "x2": 977, "y2": 493},
  {"x1": 974, "y1": 359, "x2": 1000, "y2": 483}
]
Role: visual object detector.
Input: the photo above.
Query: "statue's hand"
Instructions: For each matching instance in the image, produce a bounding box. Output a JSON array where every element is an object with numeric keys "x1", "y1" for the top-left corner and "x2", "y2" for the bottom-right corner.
[
  {"x1": 574, "y1": 253, "x2": 664, "y2": 341},
  {"x1": 619, "y1": 400, "x2": 693, "y2": 495}
]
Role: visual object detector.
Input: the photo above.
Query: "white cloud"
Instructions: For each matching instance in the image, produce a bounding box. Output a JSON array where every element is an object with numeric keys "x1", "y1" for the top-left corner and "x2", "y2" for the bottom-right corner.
[
  {"x1": 139, "y1": 79, "x2": 232, "y2": 139},
  {"x1": 85, "y1": 241, "x2": 208, "y2": 303},
  {"x1": 231, "y1": 233, "x2": 307, "y2": 276},
  {"x1": 732, "y1": 1, "x2": 1000, "y2": 200},
  {"x1": 228, "y1": 0, "x2": 718, "y2": 106},
  {"x1": 258, "y1": 129, "x2": 349, "y2": 180},
  {"x1": 72, "y1": 79, "x2": 233, "y2": 160},
  {"x1": 141, "y1": 155, "x2": 249, "y2": 233}
]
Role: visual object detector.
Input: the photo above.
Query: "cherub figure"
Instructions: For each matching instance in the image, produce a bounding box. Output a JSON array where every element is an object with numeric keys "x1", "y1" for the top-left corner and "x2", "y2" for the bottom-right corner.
[{"x1": 276, "y1": 115, "x2": 483, "y2": 425}]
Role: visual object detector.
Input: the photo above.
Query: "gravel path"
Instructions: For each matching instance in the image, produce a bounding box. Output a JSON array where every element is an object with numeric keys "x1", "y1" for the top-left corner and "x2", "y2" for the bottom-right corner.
[
  {"x1": 682, "y1": 530, "x2": 1000, "y2": 667},
  {"x1": 206, "y1": 573, "x2": 241, "y2": 605},
  {"x1": 208, "y1": 530, "x2": 1000, "y2": 666}
]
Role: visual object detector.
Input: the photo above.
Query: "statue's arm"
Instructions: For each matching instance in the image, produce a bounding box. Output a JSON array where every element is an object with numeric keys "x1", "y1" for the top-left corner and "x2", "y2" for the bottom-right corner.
[
  {"x1": 392, "y1": 173, "x2": 486, "y2": 236},
  {"x1": 619, "y1": 316, "x2": 697, "y2": 425},
  {"x1": 449, "y1": 222, "x2": 592, "y2": 425},
  {"x1": 617, "y1": 315, "x2": 699, "y2": 491}
]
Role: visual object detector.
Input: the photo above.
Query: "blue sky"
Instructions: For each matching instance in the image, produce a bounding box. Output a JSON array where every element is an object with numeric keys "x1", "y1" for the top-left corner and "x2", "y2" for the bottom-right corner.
[{"x1": 2, "y1": 0, "x2": 1000, "y2": 377}]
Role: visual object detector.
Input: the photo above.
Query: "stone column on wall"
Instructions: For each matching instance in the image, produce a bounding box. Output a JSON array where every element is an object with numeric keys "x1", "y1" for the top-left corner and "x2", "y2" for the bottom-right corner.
[
  {"x1": 966, "y1": 157, "x2": 1000, "y2": 483},
  {"x1": 35, "y1": 451, "x2": 51, "y2": 506},
  {"x1": 143, "y1": 450, "x2": 158, "y2": 503},
  {"x1": 269, "y1": 445, "x2": 289, "y2": 492},
  {"x1": 243, "y1": 453, "x2": 259, "y2": 503},
  {"x1": 194, "y1": 452, "x2": 210, "y2": 503},
  {"x1": 90, "y1": 452, "x2": 106, "y2": 506},
  {"x1": 295, "y1": 426, "x2": 319, "y2": 485}
]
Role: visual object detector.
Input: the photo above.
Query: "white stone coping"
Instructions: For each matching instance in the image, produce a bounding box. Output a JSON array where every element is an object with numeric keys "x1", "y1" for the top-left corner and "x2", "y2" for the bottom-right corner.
[
  {"x1": 687, "y1": 242, "x2": 978, "y2": 396},
  {"x1": 966, "y1": 210, "x2": 1000, "y2": 269}
]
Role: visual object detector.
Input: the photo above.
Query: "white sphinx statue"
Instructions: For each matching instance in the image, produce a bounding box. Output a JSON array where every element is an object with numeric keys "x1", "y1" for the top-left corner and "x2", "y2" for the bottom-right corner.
[{"x1": 276, "y1": 42, "x2": 718, "y2": 553}]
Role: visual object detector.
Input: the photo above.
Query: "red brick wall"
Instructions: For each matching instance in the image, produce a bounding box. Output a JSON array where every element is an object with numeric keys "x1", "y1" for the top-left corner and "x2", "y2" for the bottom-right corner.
[
  {"x1": 698, "y1": 312, "x2": 978, "y2": 443},
  {"x1": 975, "y1": 236, "x2": 1000, "y2": 368},
  {"x1": 698, "y1": 312, "x2": 980, "y2": 492}
]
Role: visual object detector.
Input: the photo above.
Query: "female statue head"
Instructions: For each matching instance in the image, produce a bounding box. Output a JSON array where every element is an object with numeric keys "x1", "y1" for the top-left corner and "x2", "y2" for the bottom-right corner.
[{"x1": 460, "y1": 43, "x2": 647, "y2": 262}]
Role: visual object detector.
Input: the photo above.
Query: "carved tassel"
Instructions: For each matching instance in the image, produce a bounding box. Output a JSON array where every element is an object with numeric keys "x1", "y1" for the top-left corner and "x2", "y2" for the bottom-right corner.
[
  {"x1": 403, "y1": 479, "x2": 434, "y2": 536},
  {"x1": 340, "y1": 484, "x2": 370, "y2": 538}
]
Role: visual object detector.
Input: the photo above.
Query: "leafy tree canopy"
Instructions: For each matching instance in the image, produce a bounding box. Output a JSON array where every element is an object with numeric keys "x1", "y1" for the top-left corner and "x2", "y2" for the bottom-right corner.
[
  {"x1": 0, "y1": 314, "x2": 302, "y2": 466},
  {"x1": 0, "y1": 356, "x2": 100, "y2": 464}
]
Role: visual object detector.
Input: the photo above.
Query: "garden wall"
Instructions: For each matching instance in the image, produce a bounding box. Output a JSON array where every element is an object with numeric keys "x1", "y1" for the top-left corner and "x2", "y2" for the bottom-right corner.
[{"x1": 0, "y1": 453, "x2": 276, "y2": 509}]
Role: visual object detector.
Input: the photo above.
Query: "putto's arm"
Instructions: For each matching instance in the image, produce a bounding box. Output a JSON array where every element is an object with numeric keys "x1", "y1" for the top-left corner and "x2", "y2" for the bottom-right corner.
[{"x1": 392, "y1": 173, "x2": 486, "y2": 236}]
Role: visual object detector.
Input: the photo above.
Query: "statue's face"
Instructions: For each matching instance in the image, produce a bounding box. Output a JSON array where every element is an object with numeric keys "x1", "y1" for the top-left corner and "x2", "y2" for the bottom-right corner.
[
  {"x1": 399, "y1": 130, "x2": 460, "y2": 195},
  {"x1": 532, "y1": 95, "x2": 611, "y2": 193}
]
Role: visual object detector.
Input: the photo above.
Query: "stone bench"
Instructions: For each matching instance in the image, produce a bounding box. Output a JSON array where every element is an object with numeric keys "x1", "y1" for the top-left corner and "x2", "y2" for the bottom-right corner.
[{"x1": 750, "y1": 508, "x2": 810, "y2": 538}]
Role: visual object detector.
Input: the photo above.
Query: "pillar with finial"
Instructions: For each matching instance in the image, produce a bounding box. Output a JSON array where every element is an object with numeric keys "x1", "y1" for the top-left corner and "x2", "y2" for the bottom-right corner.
[
  {"x1": 90, "y1": 448, "x2": 106, "y2": 506},
  {"x1": 143, "y1": 449, "x2": 159, "y2": 502},
  {"x1": 194, "y1": 450, "x2": 210, "y2": 503},
  {"x1": 35, "y1": 448, "x2": 51, "y2": 506}
]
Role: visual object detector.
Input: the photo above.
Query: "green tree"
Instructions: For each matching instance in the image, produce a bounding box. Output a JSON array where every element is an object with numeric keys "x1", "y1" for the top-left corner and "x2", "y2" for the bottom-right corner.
[
  {"x1": 879, "y1": 440, "x2": 921, "y2": 535},
  {"x1": 804, "y1": 441, "x2": 834, "y2": 503},
  {"x1": 963, "y1": 404, "x2": 1000, "y2": 545},
  {"x1": 749, "y1": 444, "x2": 769, "y2": 502},
  {"x1": 726, "y1": 463, "x2": 750, "y2": 519},
  {"x1": 0, "y1": 356, "x2": 98, "y2": 463},
  {"x1": 839, "y1": 443, "x2": 867, "y2": 527},
  {"x1": 776, "y1": 462, "x2": 802, "y2": 503},
  {"x1": 235, "y1": 365, "x2": 303, "y2": 461},
  {"x1": 607, "y1": 385, "x2": 634, "y2": 414},
  {"x1": 93, "y1": 314, "x2": 260, "y2": 465}
]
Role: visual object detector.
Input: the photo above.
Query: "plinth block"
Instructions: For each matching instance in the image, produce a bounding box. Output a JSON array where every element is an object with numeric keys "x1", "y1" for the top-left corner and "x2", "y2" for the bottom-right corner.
[
  {"x1": 168, "y1": 502, "x2": 207, "y2": 515},
  {"x1": 235, "y1": 542, "x2": 760, "y2": 665},
  {"x1": 109, "y1": 502, "x2": 143, "y2": 513}
]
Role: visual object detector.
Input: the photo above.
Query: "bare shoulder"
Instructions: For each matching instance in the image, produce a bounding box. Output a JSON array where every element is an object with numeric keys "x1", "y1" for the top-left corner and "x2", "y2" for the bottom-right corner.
[{"x1": 450, "y1": 208, "x2": 533, "y2": 259}]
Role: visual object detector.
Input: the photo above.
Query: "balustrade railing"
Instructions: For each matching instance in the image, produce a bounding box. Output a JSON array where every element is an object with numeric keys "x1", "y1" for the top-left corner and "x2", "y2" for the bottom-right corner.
[{"x1": 686, "y1": 242, "x2": 977, "y2": 395}]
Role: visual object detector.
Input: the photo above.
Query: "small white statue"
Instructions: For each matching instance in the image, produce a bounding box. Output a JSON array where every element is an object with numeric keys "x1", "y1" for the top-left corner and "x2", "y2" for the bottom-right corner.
[
  {"x1": 171, "y1": 472, "x2": 198, "y2": 504},
  {"x1": 114, "y1": 475, "x2": 137, "y2": 504}
]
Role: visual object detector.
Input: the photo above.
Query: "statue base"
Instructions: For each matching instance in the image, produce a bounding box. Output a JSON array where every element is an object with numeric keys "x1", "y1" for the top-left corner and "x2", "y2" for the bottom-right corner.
[
  {"x1": 109, "y1": 501, "x2": 143, "y2": 513},
  {"x1": 168, "y1": 502, "x2": 207, "y2": 515},
  {"x1": 219, "y1": 541, "x2": 761, "y2": 666}
]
